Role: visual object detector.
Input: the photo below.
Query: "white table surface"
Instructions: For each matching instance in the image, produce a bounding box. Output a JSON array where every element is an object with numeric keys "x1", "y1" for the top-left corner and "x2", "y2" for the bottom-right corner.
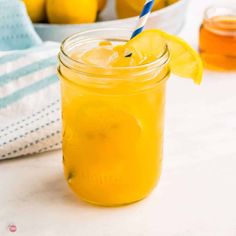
[{"x1": 1, "y1": 0, "x2": 236, "y2": 235}]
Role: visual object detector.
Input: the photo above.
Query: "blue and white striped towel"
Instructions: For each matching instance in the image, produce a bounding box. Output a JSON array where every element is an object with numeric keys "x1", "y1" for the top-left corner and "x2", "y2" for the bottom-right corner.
[{"x1": 0, "y1": 0, "x2": 61, "y2": 160}]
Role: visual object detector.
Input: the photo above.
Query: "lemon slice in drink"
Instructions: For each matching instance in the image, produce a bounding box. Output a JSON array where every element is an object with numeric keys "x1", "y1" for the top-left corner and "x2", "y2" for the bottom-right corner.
[
  {"x1": 76, "y1": 106, "x2": 141, "y2": 146},
  {"x1": 124, "y1": 29, "x2": 203, "y2": 84}
]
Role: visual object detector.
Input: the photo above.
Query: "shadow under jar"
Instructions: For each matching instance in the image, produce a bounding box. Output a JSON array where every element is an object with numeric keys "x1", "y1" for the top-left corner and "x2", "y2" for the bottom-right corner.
[
  {"x1": 58, "y1": 29, "x2": 170, "y2": 206},
  {"x1": 199, "y1": 6, "x2": 236, "y2": 71}
]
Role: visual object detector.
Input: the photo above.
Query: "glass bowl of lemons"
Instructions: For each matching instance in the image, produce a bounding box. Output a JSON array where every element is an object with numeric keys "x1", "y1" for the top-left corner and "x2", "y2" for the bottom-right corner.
[{"x1": 24, "y1": 0, "x2": 189, "y2": 41}]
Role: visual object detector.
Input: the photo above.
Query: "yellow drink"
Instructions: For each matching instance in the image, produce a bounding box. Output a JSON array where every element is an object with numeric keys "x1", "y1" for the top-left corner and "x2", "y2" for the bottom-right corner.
[{"x1": 58, "y1": 29, "x2": 170, "y2": 206}]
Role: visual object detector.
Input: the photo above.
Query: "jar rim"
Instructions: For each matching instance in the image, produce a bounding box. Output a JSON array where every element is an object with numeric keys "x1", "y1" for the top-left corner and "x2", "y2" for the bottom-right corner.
[
  {"x1": 59, "y1": 28, "x2": 170, "y2": 74},
  {"x1": 204, "y1": 5, "x2": 236, "y2": 20},
  {"x1": 203, "y1": 5, "x2": 236, "y2": 34}
]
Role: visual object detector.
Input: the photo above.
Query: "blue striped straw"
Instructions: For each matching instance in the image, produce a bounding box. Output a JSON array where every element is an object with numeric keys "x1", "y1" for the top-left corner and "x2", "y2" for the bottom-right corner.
[{"x1": 131, "y1": 0, "x2": 155, "y2": 39}]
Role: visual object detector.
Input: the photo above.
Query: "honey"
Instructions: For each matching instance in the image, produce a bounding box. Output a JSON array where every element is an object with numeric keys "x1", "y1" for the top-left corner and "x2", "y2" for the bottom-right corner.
[{"x1": 199, "y1": 7, "x2": 236, "y2": 71}]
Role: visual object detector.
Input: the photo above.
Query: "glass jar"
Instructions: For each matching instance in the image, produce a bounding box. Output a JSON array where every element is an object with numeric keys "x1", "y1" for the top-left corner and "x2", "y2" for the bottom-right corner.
[
  {"x1": 199, "y1": 6, "x2": 236, "y2": 71},
  {"x1": 58, "y1": 29, "x2": 170, "y2": 206}
]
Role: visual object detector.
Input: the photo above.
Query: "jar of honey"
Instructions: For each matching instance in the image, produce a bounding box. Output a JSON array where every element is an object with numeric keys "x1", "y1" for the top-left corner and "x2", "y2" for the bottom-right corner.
[{"x1": 199, "y1": 6, "x2": 236, "y2": 71}]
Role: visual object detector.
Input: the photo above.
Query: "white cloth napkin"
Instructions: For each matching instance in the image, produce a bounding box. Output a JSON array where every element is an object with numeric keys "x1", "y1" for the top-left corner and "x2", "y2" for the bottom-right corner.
[
  {"x1": 0, "y1": 0, "x2": 61, "y2": 160},
  {"x1": 0, "y1": 42, "x2": 61, "y2": 160}
]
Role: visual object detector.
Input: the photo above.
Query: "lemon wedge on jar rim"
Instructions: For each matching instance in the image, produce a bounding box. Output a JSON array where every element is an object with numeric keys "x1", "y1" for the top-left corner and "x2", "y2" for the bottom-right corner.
[{"x1": 123, "y1": 29, "x2": 203, "y2": 84}]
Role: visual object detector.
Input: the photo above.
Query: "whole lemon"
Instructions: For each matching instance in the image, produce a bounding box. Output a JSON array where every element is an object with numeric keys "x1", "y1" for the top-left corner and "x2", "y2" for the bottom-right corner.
[
  {"x1": 116, "y1": 0, "x2": 166, "y2": 19},
  {"x1": 23, "y1": 0, "x2": 46, "y2": 23},
  {"x1": 97, "y1": 0, "x2": 107, "y2": 12},
  {"x1": 47, "y1": 0, "x2": 97, "y2": 24}
]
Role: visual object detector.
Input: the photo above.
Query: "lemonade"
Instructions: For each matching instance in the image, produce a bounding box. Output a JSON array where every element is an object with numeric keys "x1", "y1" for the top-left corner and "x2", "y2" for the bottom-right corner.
[{"x1": 58, "y1": 29, "x2": 202, "y2": 206}]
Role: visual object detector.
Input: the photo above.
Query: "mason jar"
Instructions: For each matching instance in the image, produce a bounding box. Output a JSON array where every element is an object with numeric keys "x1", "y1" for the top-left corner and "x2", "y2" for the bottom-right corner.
[{"x1": 58, "y1": 29, "x2": 170, "y2": 206}]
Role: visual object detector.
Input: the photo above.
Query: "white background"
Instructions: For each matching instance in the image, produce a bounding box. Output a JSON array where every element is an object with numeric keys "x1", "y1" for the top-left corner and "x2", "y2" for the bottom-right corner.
[{"x1": 1, "y1": 0, "x2": 236, "y2": 235}]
